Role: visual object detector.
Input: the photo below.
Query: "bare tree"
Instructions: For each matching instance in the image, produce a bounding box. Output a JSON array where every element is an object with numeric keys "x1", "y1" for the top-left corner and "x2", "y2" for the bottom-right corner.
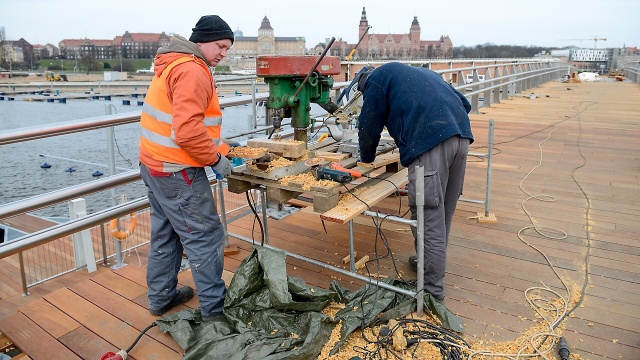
[
  {"x1": 80, "y1": 51, "x2": 99, "y2": 74},
  {"x1": 0, "y1": 26, "x2": 7, "y2": 69}
]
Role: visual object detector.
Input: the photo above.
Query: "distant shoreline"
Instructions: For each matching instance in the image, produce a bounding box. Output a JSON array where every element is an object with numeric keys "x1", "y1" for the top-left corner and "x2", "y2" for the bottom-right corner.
[{"x1": 0, "y1": 73, "x2": 152, "y2": 85}]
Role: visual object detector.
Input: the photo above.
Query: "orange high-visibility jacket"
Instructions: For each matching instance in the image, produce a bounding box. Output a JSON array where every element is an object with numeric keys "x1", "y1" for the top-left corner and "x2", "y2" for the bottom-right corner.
[{"x1": 139, "y1": 54, "x2": 230, "y2": 173}]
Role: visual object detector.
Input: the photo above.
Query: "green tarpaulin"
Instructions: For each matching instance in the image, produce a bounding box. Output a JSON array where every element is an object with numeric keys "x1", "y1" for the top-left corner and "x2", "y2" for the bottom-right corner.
[{"x1": 156, "y1": 247, "x2": 462, "y2": 359}]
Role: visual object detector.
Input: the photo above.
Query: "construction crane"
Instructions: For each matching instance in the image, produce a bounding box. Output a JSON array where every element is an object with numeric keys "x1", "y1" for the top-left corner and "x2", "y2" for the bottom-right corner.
[
  {"x1": 345, "y1": 26, "x2": 371, "y2": 61},
  {"x1": 557, "y1": 35, "x2": 607, "y2": 48}
]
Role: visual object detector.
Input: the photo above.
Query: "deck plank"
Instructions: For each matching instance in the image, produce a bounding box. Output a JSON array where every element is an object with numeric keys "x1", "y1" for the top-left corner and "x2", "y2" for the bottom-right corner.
[
  {"x1": 0, "y1": 312, "x2": 81, "y2": 359},
  {"x1": 44, "y1": 288, "x2": 181, "y2": 359}
]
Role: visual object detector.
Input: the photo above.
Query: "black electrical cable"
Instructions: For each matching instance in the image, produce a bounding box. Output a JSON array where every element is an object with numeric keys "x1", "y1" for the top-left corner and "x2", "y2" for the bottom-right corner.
[
  {"x1": 309, "y1": 121, "x2": 327, "y2": 142},
  {"x1": 321, "y1": 218, "x2": 328, "y2": 234},
  {"x1": 245, "y1": 190, "x2": 264, "y2": 246},
  {"x1": 361, "y1": 175, "x2": 402, "y2": 216},
  {"x1": 339, "y1": 186, "x2": 414, "y2": 356},
  {"x1": 126, "y1": 322, "x2": 157, "y2": 353},
  {"x1": 107, "y1": 104, "x2": 134, "y2": 167},
  {"x1": 333, "y1": 181, "x2": 469, "y2": 360}
]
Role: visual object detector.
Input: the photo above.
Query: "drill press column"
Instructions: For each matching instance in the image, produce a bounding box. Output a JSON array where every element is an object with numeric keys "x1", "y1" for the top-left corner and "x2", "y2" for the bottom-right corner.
[{"x1": 256, "y1": 55, "x2": 341, "y2": 146}]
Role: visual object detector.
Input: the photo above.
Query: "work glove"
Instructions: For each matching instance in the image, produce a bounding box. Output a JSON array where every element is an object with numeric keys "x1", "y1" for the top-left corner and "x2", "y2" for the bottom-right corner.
[
  {"x1": 222, "y1": 137, "x2": 242, "y2": 148},
  {"x1": 211, "y1": 153, "x2": 232, "y2": 179}
]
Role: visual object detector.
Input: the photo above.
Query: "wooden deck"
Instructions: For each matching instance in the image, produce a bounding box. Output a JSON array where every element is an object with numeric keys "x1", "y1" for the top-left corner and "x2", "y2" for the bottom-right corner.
[{"x1": 1, "y1": 79, "x2": 639, "y2": 359}]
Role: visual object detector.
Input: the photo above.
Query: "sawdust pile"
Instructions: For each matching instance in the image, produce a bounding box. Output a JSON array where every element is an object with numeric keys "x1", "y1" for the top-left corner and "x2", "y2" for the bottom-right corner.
[
  {"x1": 331, "y1": 187, "x2": 369, "y2": 214},
  {"x1": 318, "y1": 321, "x2": 447, "y2": 360},
  {"x1": 280, "y1": 172, "x2": 335, "y2": 190},
  {"x1": 228, "y1": 146, "x2": 268, "y2": 158},
  {"x1": 247, "y1": 156, "x2": 294, "y2": 173}
]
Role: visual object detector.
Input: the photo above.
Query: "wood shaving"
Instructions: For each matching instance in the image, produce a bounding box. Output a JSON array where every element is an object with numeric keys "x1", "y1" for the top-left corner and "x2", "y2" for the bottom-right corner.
[
  {"x1": 318, "y1": 321, "x2": 342, "y2": 359},
  {"x1": 247, "y1": 156, "x2": 294, "y2": 173},
  {"x1": 271, "y1": 157, "x2": 295, "y2": 167},
  {"x1": 330, "y1": 187, "x2": 368, "y2": 214},
  {"x1": 279, "y1": 172, "x2": 335, "y2": 190},
  {"x1": 228, "y1": 146, "x2": 268, "y2": 158},
  {"x1": 322, "y1": 302, "x2": 345, "y2": 318}
]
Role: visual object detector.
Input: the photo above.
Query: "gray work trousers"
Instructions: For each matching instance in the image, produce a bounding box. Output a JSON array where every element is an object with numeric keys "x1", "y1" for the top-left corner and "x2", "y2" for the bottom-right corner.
[
  {"x1": 409, "y1": 135, "x2": 470, "y2": 301},
  {"x1": 140, "y1": 164, "x2": 226, "y2": 317}
]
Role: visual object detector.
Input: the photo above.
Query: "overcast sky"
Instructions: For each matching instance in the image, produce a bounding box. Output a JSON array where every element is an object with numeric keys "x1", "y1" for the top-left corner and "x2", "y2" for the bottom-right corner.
[{"x1": 2, "y1": 0, "x2": 637, "y2": 49}]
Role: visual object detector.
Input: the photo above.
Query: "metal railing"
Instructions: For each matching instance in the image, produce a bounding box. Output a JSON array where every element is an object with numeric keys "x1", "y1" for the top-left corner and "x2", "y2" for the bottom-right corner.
[
  {"x1": 0, "y1": 59, "x2": 563, "y2": 295},
  {"x1": 624, "y1": 65, "x2": 640, "y2": 83}
]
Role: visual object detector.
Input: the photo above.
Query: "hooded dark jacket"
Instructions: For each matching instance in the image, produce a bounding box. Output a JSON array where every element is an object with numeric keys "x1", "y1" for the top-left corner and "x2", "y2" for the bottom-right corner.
[{"x1": 358, "y1": 62, "x2": 474, "y2": 167}]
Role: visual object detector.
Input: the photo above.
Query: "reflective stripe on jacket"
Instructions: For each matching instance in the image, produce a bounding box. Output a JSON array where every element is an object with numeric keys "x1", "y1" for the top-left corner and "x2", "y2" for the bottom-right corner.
[{"x1": 140, "y1": 56, "x2": 230, "y2": 172}]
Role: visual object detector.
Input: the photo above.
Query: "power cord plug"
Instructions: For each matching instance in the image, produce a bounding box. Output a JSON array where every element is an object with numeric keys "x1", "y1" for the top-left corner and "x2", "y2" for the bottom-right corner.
[{"x1": 557, "y1": 337, "x2": 570, "y2": 360}]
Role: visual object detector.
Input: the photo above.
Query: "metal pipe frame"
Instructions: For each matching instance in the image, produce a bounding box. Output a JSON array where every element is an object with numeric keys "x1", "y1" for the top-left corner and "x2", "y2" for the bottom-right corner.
[
  {"x1": 227, "y1": 231, "x2": 417, "y2": 298},
  {"x1": 459, "y1": 119, "x2": 495, "y2": 215}
]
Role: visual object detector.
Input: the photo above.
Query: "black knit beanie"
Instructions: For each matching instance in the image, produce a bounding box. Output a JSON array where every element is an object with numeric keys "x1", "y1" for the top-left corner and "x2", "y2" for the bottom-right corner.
[{"x1": 189, "y1": 15, "x2": 235, "y2": 44}]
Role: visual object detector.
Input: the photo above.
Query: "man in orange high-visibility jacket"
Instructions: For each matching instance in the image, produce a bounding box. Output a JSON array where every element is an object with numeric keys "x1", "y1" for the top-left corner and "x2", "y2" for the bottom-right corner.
[{"x1": 139, "y1": 15, "x2": 234, "y2": 322}]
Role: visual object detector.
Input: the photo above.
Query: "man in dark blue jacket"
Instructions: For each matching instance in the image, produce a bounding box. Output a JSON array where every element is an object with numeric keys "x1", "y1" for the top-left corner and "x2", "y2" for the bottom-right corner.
[{"x1": 357, "y1": 62, "x2": 474, "y2": 302}]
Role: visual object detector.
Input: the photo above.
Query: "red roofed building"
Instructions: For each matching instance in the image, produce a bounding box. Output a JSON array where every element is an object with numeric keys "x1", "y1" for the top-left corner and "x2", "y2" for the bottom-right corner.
[
  {"x1": 59, "y1": 32, "x2": 170, "y2": 60},
  {"x1": 115, "y1": 32, "x2": 171, "y2": 59},
  {"x1": 329, "y1": 7, "x2": 453, "y2": 60}
]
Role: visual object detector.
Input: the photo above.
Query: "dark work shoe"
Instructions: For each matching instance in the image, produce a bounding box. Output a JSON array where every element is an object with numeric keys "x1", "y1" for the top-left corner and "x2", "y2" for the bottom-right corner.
[
  {"x1": 202, "y1": 312, "x2": 225, "y2": 322},
  {"x1": 409, "y1": 255, "x2": 418, "y2": 273},
  {"x1": 149, "y1": 286, "x2": 194, "y2": 316}
]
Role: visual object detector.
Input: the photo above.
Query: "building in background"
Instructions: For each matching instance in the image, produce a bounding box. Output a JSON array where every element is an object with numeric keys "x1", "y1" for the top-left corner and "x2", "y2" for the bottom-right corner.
[
  {"x1": 3, "y1": 38, "x2": 32, "y2": 65},
  {"x1": 324, "y1": 7, "x2": 453, "y2": 60},
  {"x1": 227, "y1": 16, "x2": 306, "y2": 59},
  {"x1": 569, "y1": 48, "x2": 608, "y2": 72},
  {"x1": 607, "y1": 47, "x2": 640, "y2": 71},
  {"x1": 59, "y1": 32, "x2": 170, "y2": 61},
  {"x1": 114, "y1": 32, "x2": 171, "y2": 60},
  {"x1": 225, "y1": 16, "x2": 306, "y2": 72}
]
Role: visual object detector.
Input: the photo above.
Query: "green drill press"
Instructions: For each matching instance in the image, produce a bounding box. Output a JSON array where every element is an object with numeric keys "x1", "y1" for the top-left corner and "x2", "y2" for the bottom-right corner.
[{"x1": 256, "y1": 52, "x2": 341, "y2": 146}]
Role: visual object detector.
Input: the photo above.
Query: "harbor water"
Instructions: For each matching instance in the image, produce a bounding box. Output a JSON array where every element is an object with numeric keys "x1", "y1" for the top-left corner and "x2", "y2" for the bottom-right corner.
[{"x1": 0, "y1": 97, "x2": 258, "y2": 217}]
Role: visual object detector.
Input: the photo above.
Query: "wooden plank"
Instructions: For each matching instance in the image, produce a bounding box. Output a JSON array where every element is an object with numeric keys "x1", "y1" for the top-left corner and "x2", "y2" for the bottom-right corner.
[
  {"x1": 1, "y1": 214, "x2": 57, "y2": 234},
  {"x1": 357, "y1": 152, "x2": 400, "y2": 168},
  {"x1": 227, "y1": 146, "x2": 268, "y2": 159},
  {"x1": 354, "y1": 255, "x2": 369, "y2": 270},
  {"x1": 89, "y1": 271, "x2": 147, "y2": 300},
  {"x1": 68, "y1": 279, "x2": 183, "y2": 353},
  {"x1": 246, "y1": 138, "x2": 306, "y2": 158},
  {"x1": 315, "y1": 150, "x2": 351, "y2": 162},
  {"x1": 58, "y1": 327, "x2": 117, "y2": 360},
  {"x1": 0, "y1": 312, "x2": 81, "y2": 359},
  {"x1": 44, "y1": 288, "x2": 181, "y2": 359},
  {"x1": 58, "y1": 327, "x2": 116, "y2": 359},
  {"x1": 18, "y1": 299, "x2": 80, "y2": 339},
  {"x1": 321, "y1": 169, "x2": 409, "y2": 224}
]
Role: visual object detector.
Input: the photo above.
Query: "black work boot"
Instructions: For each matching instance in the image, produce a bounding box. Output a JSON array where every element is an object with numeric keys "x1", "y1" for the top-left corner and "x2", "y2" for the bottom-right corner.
[
  {"x1": 409, "y1": 255, "x2": 418, "y2": 273},
  {"x1": 149, "y1": 286, "x2": 194, "y2": 316}
]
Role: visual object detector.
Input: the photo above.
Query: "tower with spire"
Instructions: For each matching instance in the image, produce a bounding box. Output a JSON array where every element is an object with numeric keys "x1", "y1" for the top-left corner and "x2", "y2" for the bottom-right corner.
[
  {"x1": 358, "y1": 7, "x2": 370, "y2": 57},
  {"x1": 344, "y1": 7, "x2": 452, "y2": 60}
]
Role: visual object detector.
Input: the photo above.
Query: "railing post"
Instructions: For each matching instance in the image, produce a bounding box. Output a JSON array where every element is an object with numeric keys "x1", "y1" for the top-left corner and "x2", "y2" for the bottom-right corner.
[
  {"x1": 416, "y1": 165, "x2": 425, "y2": 317},
  {"x1": 502, "y1": 65, "x2": 510, "y2": 100},
  {"x1": 68, "y1": 198, "x2": 98, "y2": 272},
  {"x1": 260, "y1": 187, "x2": 270, "y2": 244},
  {"x1": 485, "y1": 119, "x2": 495, "y2": 216},
  {"x1": 348, "y1": 220, "x2": 355, "y2": 272},
  {"x1": 493, "y1": 66, "x2": 501, "y2": 105},
  {"x1": 19, "y1": 252, "x2": 29, "y2": 296},
  {"x1": 515, "y1": 64, "x2": 523, "y2": 95},
  {"x1": 100, "y1": 223, "x2": 108, "y2": 266},
  {"x1": 251, "y1": 80, "x2": 257, "y2": 129},
  {"x1": 217, "y1": 180, "x2": 229, "y2": 247}
]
